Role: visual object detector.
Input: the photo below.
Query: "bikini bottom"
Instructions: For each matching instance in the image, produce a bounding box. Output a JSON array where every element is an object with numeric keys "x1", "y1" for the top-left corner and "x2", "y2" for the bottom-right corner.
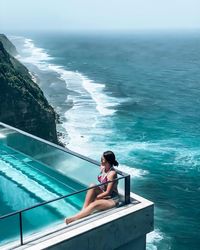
[
  {"x1": 101, "y1": 192, "x2": 121, "y2": 207},
  {"x1": 110, "y1": 193, "x2": 121, "y2": 206}
]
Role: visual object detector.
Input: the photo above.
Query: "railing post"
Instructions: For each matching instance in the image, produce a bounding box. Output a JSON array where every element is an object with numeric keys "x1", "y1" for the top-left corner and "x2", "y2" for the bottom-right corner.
[
  {"x1": 19, "y1": 212, "x2": 23, "y2": 245},
  {"x1": 124, "y1": 175, "x2": 130, "y2": 204}
]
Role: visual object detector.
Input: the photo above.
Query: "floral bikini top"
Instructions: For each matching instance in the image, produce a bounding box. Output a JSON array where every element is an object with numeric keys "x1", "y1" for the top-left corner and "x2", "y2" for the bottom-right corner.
[{"x1": 97, "y1": 167, "x2": 114, "y2": 191}]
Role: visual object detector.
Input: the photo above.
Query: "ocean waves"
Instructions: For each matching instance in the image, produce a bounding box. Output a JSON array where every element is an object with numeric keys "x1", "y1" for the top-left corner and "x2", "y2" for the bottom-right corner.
[
  {"x1": 9, "y1": 33, "x2": 200, "y2": 250},
  {"x1": 118, "y1": 164, "x2": 149, "y2": 178},
  {"x1": 15, "y1": 37, "x2": 53, "y2": 69},
  {"x1": 10, "y1": 35, "x2": 200, "y2": 177},
  {"x1": 14, "y1": 37, "x2": 120, "y2": 117}
]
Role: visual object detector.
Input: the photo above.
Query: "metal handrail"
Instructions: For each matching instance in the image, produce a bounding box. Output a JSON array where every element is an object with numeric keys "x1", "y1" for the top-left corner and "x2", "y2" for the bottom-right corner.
[
  {"x1": 0, "y1": 175, "x2": 130, "y2": 246},
  {"x1": 0, "y1": 176, "x2": 125, "y2": 220}
]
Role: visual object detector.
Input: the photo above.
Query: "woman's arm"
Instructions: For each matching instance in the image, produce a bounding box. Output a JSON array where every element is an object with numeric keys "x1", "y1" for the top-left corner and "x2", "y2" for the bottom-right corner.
[{"x1": 96, "y1": 171, "x2": 117, "y2": 199}]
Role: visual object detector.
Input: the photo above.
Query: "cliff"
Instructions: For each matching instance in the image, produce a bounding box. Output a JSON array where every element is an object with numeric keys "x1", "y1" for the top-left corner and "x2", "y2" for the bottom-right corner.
[
  {"x1": 0, "y1": 37, "x2": 58, "y2": 143},
  {"x1": 0, "y1": 34, "x2": 18, "y2": 56}
]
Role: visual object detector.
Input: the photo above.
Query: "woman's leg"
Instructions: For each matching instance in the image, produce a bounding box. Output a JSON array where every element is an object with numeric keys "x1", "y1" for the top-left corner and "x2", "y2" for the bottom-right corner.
[
  {"x1": 65, "y1": 199, "x2": 116, "y2": 224},
  {"x1": 82, "y1": 184, "x2": 102, "y2": 209}
]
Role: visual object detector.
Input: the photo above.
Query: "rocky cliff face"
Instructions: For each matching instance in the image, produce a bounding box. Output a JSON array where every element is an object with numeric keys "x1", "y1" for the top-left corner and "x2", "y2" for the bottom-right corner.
[
  {"x1": 0, "y1": 34, "x2": 18, "y2": 56},
  {"x1": 0, "y1": 37, "x2": 58, "y2": 143}
]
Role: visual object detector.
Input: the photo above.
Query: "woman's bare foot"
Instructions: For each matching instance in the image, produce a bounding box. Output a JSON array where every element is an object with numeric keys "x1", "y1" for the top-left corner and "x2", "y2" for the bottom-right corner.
[{"x1": 64, "y1": 217, "x2": 76, "y2": 224}]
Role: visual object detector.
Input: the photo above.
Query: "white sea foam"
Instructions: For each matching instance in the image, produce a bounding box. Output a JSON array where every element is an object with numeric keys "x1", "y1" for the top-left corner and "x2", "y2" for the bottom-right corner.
[
  {"x1": 118, "y1": 164, "x2": 148, "y2": 178},
  {"x1": 78, "y1": 73, "x2": 119, "y2": 116},
  {"x1": 174, "y1": 148, "x2": 200, "y2": 169},
  {"x1": 16, "y1": 38, "x2": 52, "y2": 68},
  {"x1": 129, "y1": 140, "x2": 200, "y2": 171},
  {"x1": 129, "y1": 141, "x2": 176, "y2": 153},
  {"x1": 146, "y1": 229, "x2": 164, "y2": 250},
  {"x1": 115, "y1": 139, "x2": 192, "y2": 156},
  {"x1": 14, "y1": 37, "x2": 119, "y2": 117},
  {"x1": 48, "y1": 66, "x2": 119, "y2": 116}
]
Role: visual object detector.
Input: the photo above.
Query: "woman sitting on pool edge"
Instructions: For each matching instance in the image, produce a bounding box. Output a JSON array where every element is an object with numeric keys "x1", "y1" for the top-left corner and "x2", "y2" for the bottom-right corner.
[{"x1": 65, "y1": 150, "x2": 119, "y2": 224}]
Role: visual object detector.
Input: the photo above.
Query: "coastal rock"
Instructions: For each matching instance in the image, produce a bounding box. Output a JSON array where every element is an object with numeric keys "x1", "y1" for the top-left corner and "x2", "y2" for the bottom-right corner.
[
  {"x1": 0, "y1": 37, "x2": 58, "y2": 143},
  {"x1": 0, "y1": 34, "x2": 18, "y2": 56}
]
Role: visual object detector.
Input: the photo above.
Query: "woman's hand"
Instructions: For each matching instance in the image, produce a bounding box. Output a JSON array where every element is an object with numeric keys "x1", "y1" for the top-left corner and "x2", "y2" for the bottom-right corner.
[
  {"x1": 96, "y1": 195, "x2": 111, "y2": 200},
  {"x1": 96, "y1": 193, "x2": 107, "y2": 200}
]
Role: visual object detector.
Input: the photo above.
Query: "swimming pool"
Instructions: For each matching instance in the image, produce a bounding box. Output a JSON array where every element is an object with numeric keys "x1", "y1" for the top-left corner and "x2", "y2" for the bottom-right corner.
[{"x1": 0, "y1": 123, "x2": 102, "y2": 247}]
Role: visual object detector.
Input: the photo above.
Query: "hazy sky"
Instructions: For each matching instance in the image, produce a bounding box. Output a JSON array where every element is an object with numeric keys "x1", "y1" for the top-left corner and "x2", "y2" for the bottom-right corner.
[{"x1": 1, "y1": 0, "x2": 200, "y2": 32}]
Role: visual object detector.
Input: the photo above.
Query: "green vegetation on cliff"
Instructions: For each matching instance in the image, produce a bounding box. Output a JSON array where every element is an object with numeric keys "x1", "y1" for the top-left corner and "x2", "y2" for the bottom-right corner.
[{"x1": 0, "y1": 37, "x2": 58, "y2": 143}]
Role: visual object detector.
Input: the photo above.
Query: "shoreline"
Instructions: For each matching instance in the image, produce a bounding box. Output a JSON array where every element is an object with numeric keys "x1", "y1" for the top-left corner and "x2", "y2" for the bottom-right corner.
[{"x1": 26, "y1": 63, "x2": 71, "y2": 148}]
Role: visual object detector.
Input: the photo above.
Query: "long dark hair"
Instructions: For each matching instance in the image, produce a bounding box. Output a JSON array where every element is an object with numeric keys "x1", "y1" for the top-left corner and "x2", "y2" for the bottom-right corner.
[{"x1": 103, "y1": 151, "x2": 119, "y2": 167}]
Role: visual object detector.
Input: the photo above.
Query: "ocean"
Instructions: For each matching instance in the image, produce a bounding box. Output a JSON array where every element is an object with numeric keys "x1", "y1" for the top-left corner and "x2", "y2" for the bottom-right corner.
[{"x1": 10, "y1": 31, "x2": 200, "y2": 250}]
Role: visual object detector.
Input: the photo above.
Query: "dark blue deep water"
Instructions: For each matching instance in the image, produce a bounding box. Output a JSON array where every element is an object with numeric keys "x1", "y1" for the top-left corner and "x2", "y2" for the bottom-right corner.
[{"x1": 11, "y1": 31, "x2": 200, "y2": 250}]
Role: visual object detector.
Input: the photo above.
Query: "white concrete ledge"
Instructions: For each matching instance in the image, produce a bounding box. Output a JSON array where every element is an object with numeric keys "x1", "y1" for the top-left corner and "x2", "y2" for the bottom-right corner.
[{"x1": 10, "y1": 192, "x2": 153, "y2": 250}]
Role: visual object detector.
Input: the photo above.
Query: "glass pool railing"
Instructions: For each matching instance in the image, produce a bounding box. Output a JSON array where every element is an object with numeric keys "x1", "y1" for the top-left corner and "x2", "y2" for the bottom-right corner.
[{"x1": 0, "y1": 122, "x2": 130, "y2": 248}]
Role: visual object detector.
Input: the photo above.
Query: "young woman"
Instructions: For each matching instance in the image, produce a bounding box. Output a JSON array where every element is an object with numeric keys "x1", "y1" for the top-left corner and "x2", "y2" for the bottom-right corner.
[{"x1": 65, "y1": 151, "x2": 119, "y2": 224}]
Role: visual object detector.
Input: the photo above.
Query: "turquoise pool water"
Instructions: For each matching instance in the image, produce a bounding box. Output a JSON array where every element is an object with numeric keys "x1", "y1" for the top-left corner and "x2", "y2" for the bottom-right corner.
[{"x1": 0, "y1": 143, "x2": 85, "y2": 245}]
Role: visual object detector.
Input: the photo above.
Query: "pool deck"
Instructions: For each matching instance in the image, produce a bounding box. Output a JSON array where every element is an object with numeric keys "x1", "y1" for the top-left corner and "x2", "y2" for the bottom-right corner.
[{"x1": 3, "y1": 192, "x2": 153, "y2": 250}]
